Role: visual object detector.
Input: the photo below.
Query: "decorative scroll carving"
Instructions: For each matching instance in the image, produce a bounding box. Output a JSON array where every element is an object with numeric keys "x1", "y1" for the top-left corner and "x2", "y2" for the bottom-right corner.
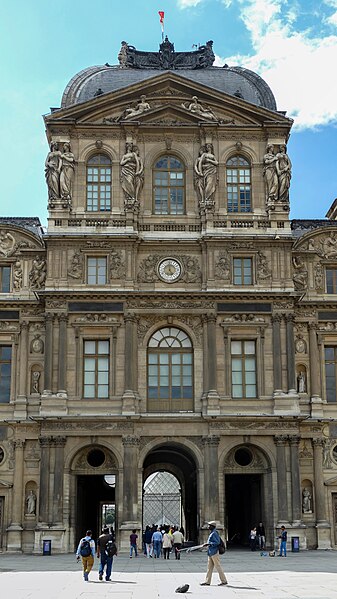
[
  {"x1": 29, "y1": 256, "x2": 46, "y2": 289},
  {"x1": 73, "y1": 448, "x2": 117, "y2": 471},
  {"x1": 41, "y1": 420, "x2": 133, "y2": 431},
  {"x1": 318, "y1": 322, "x2": 337, "y2": 331},
  {"x1": 127, "y1": 298, "x2": 215, "y2": 310},
  {"x1": 110, "y1": 250, "x2": 126, "y2": 279},
  {"x1": 68, "y1": 251, "x2": 83, "y2": 280},
  {"x1": 0, "y1": 321, "x2": 19, "y2": 332},
  {"x1": 74, "y1": 314, "x2": 120, "y2": 324},
  {"x1": 314, "y1": 262, "x2": 324, "y2": 291},
  {"x1": 221, "y1": 314, "x2": 265, "y2": 324},
  {"x1": 137, "y1": 254, "x2": 201, "y2": 283},
  {"x1": 256, "y1": 251, "x2": 271, "y2": 280},
  {"x1": 292, "y1": 256, "x2": 308, "y2": 291},
  {"x1": 137, "y1": 316, "x2": 158, "y2": 342},
  {"x1": 214, "y1": 252, "x2": 230, "y2": 280},
  {"x1": 117, "y1": 38, "x2": 215, "y2": 70},
  {"x1": 122, "y1": 435, "x2": 140, "y2": 447},
  {"x1": 179, "y1": 316, "x2": 203, "y2": 345}
]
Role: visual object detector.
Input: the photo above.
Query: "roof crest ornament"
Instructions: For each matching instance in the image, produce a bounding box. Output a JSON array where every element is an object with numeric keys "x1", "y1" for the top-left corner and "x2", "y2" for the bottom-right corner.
[{"x1": 117, "y1": 38, "x2": 215, "y2": 70}]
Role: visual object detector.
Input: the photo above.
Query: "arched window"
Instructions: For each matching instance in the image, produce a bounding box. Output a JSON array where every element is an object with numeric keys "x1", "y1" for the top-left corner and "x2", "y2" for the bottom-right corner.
[
  {"x1": 86, "y1": 154, "x2": 112, "y2": 211},
  {"x1": 153, "y1": 155, "x2": 185, "y2": 214},
  {"x1": 226, "y1": 155, "x2": 251, "y2": 213},
  {"x1": 147, "y1": 327, "x2": 193, "y2": 411}
]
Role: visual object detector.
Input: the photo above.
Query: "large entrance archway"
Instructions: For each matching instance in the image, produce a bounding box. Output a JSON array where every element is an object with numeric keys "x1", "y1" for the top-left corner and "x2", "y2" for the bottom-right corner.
[
  {"x1": 224, "y1": 444, "x2": 273, "y2": 548},
  {"x1": 143, "y1": 443, "x2": 198, "y2": 542},
  {"x1": 70, "y1": 445, "x2": 118, "y2": 547}
]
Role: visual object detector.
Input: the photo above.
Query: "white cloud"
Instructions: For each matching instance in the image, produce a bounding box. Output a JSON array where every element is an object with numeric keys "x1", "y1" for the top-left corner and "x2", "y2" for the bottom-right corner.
[
  {"x1": 177, "y1": 0, "x2": 204, "y2": 7},
  {"x1": 214, "y1": 0, "x2": 337, "y2": 129}
]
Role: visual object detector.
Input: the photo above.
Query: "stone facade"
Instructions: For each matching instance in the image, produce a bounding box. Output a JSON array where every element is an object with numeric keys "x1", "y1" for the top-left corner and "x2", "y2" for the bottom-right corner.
[{"x1": 0, "y1": 40, "x2": 337, "y2": 553}]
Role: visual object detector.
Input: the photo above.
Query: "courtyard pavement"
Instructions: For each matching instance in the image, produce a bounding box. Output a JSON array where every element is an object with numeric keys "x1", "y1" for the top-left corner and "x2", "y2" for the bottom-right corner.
[{"x1": 1, "y1": 548, "x2": 337, "y2": 599}]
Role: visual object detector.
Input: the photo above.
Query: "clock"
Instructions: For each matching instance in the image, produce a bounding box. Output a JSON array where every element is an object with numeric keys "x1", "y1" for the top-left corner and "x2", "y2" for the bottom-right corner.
[{"x1": 158, "y1": 258, "x2": 182, "y2": 282}]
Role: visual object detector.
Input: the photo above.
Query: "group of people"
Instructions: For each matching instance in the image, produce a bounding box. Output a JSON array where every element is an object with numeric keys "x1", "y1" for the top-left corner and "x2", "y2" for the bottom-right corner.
[
  {"x1": 142, "y1": 524, "x2": 185, "y2": 559},
  {"x1": 76, "y1": 527, "x2": 116, "y2": 582},
  {"x1": 249, "y1": 522, "x2": 266, "y2": 551}
]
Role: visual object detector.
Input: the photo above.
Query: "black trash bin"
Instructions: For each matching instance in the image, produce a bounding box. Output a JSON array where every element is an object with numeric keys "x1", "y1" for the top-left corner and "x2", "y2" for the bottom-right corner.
[
  {"x1": 43, "y1": 539, "x2": 51, "y2": 555},
  {"x1": 291, "y1": 536, "x2": 299, "y2": 552}
]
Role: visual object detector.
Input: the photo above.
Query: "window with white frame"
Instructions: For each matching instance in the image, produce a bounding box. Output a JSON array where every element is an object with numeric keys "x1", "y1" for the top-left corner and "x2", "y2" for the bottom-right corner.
[
  {"x1": 83, "y1": 340, "x2": 109, "y2": 398},
  {"x1": 231, "y1": 340, "x2": 257, "y2": 398}
]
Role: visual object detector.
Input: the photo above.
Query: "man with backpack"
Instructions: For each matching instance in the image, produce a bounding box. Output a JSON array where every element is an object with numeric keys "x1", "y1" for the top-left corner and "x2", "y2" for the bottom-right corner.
[
  {"x1": 76, "y1": 530, "x2": 95, "y2": 581},
  {"x1": 97, "y1": 527, "x2": 117, "y2": 581}
]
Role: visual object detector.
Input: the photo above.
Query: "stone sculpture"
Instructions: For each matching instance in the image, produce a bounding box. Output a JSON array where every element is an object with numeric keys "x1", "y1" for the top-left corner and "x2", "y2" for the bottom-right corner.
[
  {"x1": 120, "y1": 143, "x2": 144, "y2": 208},
  {"x1": 32, "y1": 370, "x2": 41, "y2": 394},
  {"x1": 45, "y1": 141, "x2": 61, "y2": 201},
  {"x1": 292, "y1": 256, "x2": 308, "y2": 291},
  {"x1": 276, "y1": 144, "x2": 292, "y2": 203},
  {"x1": 297, "y1": 371, "x2": 306, "y2": 393},
  {"x1": 123, "y1": 95, "x2": 151, "y2": 120},
  {"x1": 60, "y1": 142, "x2": 75, "y2": 202},
  {"x1": 0, "y1": 231, "x2": 15, "y2": 256},
  {"x1": 302, "y1": 488, "x2": 312, "y2": 513},
  {"x1": 26, "y1": 490, "x2": 37, "y2": 515},
  {"x1": 194, "y1": 143, "x2": 218, "y2": 210},
  {"x1": 13, "y1": 260, "x2": 23, "y2": 290},
  {"x1": 263, "y1": 144, "x2": 278, "y2": 203},
  {"x1": 264, "y1": 143, "x2": 292, "y2": 204},
  {"x1": 182, "y1": 96, "x2": 217, "y2": 121},
  {"x1": 29, "y1": 256, "x2": 47, "y2": 289}
]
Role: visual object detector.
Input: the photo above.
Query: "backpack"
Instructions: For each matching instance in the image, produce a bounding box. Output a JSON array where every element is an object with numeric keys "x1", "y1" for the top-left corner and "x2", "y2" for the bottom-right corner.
[
  {"x1": 80, "y1": 539, "x2": 91, "y2": 557},
  {"x1": 218, "y1": 537, "x2": 226, "y2": 554},
  {"x1": 105, "y1": 539, "x2": 117, "y2": 558}
]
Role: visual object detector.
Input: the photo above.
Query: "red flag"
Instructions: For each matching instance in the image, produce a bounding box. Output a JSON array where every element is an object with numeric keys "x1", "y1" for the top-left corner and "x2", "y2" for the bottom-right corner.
[{"x1": 158, "y1": 11, "x2": 165, "y2": 30}]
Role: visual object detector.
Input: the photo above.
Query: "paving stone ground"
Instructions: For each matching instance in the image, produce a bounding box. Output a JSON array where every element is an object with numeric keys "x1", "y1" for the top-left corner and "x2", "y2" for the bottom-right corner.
[{"x1": 1, "y1": 549, "x2": 337, "y2": 599}]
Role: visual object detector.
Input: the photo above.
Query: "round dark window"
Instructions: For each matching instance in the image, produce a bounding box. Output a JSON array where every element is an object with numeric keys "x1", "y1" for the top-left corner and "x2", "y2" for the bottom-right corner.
[
  {"x1": 234, "y1": 447, "x2": 253, "y2": 466},
  {"x1": 87, "y1": 449, "x2": 105, "y2": 468},
  {"x1": 0, "y1": 447, "x2": 4, "y2": 465}
]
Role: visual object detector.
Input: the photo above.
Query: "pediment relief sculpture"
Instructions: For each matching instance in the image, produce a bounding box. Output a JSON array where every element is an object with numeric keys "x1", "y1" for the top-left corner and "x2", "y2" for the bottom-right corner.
[
  {"x1": 182, "y1": 95, "x2": 217, "y2": 121},
  {"x1": 0, "y1": 230, "x2": 40, "y2": 257},
  {"x1": 295, "y1": 231, "x2": 337, "y2": 260},
  {"x1": 45, "y1": 141, "x2": 76, "y2": 207},
  {"x1": 122, "y1": 95, "x2": 151, "y2": 120}
]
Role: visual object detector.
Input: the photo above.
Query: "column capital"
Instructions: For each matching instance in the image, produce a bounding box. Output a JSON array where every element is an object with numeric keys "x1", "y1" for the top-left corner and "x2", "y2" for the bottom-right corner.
[
  {"x1": 308, "y1": 321, "x2": 318, "y2": 331},
  {"x1": 274, "y1": 434, "x2": 289, "y2": 446},
  {"x1": 122, "y1": 434, "x2": 140, "y2": 447},
  {"x1": 288, "y1": 435, "x2": 301, "y2": 446},
  {"x1": 312, "y1": 437, "x2": 324, "y2": 448},
  {"x1": 285, "y1": 313, "x2": 295, "y2": 323},
  {"x1": 20, "y1": 320, "x2": 29, "y2": 331},
  {"x1": 45, "y1": 313, "x2": 54, "y2": 323},
  {"x1": 39, "y1": 436, "x2": 53, "y2": 447},
  {"x1": 272, "y1": 313, "x2": 282, "y2": 323},
  {"x1": 202, "y1": 435, "x2": 220, "y2": 447},
  {"x1": 51, "y1": 435, "x2": 67, "y2": 447},
  {"x1": 58, "y1": 313, "x2": 68, "y2": 324},
  {"x1": 14, "y1": 438, "x2": 25, "y2": 450},
  {"x1": 205, "y1": 313, "x2": 217, "y2": 324},
  {"x1": 124, "y1": 313, "x2": 137, "y2": 324}
]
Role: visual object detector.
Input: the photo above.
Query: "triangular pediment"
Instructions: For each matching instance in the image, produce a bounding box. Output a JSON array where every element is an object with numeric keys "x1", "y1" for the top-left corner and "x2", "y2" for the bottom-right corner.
[{"x1": 45, "y1": 71, "x2": 292, "y2": 130}]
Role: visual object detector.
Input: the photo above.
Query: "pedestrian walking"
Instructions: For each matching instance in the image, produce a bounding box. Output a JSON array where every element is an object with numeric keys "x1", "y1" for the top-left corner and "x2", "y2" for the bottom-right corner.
[
  {"x1": 200, "y1": 521, "x2": 228, "y2": 587},
  {"x1": 129, "y1": 529, "x2": 138, "y2": 558},
  {"x1": 144, "y1": 525, "x2": 153, "y2": 558},
  {"x1": 257, "y1": 522, "x2": 266, "y2": 549},
  {"x1": 76, "y1": 529, "x2": 95, "y2": 582},
  {"x1": 173, "y1": 527, "x2": 184, "y2": 560},
  {"x1": 96, "y1": 526, "x2": 116, "y2": 581},
  {"x1": 152, "y1": 527, "x2": 163, "y2": 559},
  {"x1": 249, "y1": 527, "x2": 257, "y2": 551},
  {"x1": 278, "y1": 525, "x2": 287, "y2": 557},
  {"x1": 162, "y1": 529, "x2": 172, "y2": 559}
]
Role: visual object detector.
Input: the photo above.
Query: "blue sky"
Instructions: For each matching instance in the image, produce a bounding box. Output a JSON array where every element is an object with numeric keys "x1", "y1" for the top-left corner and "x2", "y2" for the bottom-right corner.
[{"x1": 0, "y1": 0, "x2": 336, "y2": 225}]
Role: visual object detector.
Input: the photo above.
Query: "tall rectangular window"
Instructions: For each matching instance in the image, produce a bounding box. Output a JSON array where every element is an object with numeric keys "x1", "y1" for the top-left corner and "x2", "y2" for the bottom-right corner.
[
  {"x1": 325, "y1": 346, "x2": 337, "y2": 402},
  {"x1": 0, "y1": 346, "x2": 12, "y2": 402},
  {"x1": 231, "y1": 340, "x2": 256, "y2": 398},
  {"x1": 226, "y1": 156, "x2": 251, "y2": 213},
  {"x1": 87, "y1": 257, "x2": 107, "y2": 285},
  {"x1": 0, "y1": 266, "x2": 11, "y2": 292},
  {"x1": 86, "y1": 154, "x2": 112, "y2": 212},
  {"x1": 233, "y1": 257, "x2": 252, "y2": 285},
  {"x1": 326, "y1": 269, "x2": 337, "y2": 294},
  {"x1": 83, "y1": 340, "x2": 109, "y2": 398}
]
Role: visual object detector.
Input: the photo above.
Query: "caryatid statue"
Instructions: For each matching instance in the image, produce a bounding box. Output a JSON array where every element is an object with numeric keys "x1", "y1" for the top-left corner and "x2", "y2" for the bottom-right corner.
[
  {"x1": 120, "y1": 143, "x2": 144, "y2": 209},
  {"x1": 194, "y1": 143, "x2": 218, "y2": 210},
  {"x1": 45, "y1": 141, "x2": 61, "y2": 201},
  {"x1": 60, "y1": 142, "x2": 75, "y2": 202}
]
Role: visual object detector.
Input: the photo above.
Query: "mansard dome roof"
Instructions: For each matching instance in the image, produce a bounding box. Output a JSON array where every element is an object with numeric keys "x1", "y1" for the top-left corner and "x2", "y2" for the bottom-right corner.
[{"x1": 61, "y1": 40, "x2": 277, "y2": 112}]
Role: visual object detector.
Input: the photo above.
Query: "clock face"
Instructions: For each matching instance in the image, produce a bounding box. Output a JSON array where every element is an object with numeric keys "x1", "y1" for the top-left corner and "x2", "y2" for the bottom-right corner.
[{"x1": 158, "y1": 258, "x2": 182, "y2": 282}]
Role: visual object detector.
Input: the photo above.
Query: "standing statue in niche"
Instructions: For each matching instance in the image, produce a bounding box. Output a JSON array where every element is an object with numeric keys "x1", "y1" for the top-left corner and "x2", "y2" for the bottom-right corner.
[
  {"x1": 302, "y1": 488, "x2": 312, "y2": 513},
  {"x1": 60, "y1": 142, "x2": 75, "y2": 202},
  {"x1": 26, "y1": 490, "x2": 37, "y2": 515},
  {"x1": 120, "y1": 142, "x2": 144, "y2": 207},
  {"x1": 32, "y1": 370, "x2": 41, "y2": 394},
  {"x1": 45, "y1": 141, "x2": 61, "y2": 200},
  {"x1": 194, "y1": 143, "x2": 218, "y2": 209},
  {"x1": 263, "y1": 144, "x2": 278, "y2": 203},
  {"x1": 276, "y1": 144, "x2": 292, "y2": 203},
  {"x1": 297, "y1": 371, "x2": 306, "y2": 393}
]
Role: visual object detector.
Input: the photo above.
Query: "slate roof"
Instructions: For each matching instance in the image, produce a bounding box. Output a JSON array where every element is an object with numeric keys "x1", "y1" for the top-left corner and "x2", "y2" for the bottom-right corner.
[
  {"x1": 61, "y1": 65, "x2": 278, "y2": 112},
  {"x1": 0, "y1": 217, "x2": 44, "y2": 239}
]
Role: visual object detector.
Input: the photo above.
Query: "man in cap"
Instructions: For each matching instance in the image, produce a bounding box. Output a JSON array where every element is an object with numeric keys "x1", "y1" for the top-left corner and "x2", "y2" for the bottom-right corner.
[{"x1": 200, "y1": 521, "x2": 228, "y2": 587}]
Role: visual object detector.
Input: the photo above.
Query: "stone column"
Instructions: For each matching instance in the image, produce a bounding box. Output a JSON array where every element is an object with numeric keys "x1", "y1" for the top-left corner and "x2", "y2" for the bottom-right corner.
[
  {"x1": 275, "y1": 435, "x2": 289, "y2": 524},
  {"x1": 7, "y1": 439, "x2": 25, "y2": 551},
  {"x1": 202, "y1": 316, "x2": 208, "y2": 395},
  {"x1": 124, "y1": 314, "x2": 135, "y2": 392},
  {"x1": 202, "y1": 436, "x2": 220, "y2": 523},
  {"x1": 207, "y1": 315, "x2": 217, "y2": 391},
  {"x1": 312, "y1": 437, "x2": 331, "y2": 548},
  {"x1": 18, "y1": 321, "x2": 29, "y2": 398},
  {"x1": 272, "y1": 314, "x2": 282, "y2": 392},
  {"x1": 44, "y1": 314, "x2": 54, "y2": 394},
  {"x1": 285, "y1": 314, "x2": 296, "y2": 393},
  {"x1": 52, "y1": 436, "x2": 66, "y2": 524},
  {"x1": 122, "y1": 435, "x2": 140, "y2": 524},
  {"x1": 38, "y1": 437, "x2": 51, "y2": 525},
  {"x1": 289, "y1": 435, "x2": 302, "y2": 523},
  {"x1": 309, "y1": 323, "x2": 321, "y2": 397},
  {"x1": 57, "y1": 314, "x2": 68, "y2": 395}
]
